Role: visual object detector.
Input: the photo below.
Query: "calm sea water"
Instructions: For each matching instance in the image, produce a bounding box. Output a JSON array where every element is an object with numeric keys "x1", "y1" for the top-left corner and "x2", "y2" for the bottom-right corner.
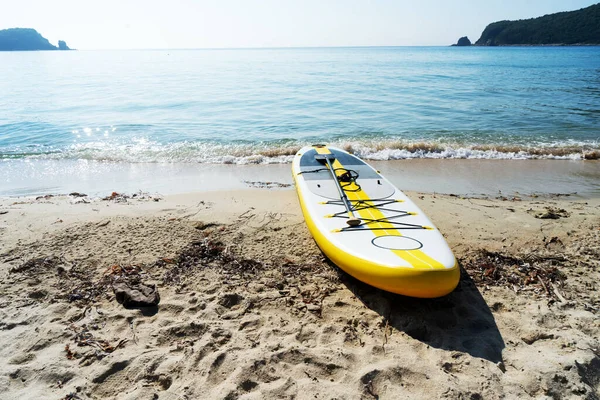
[{"x1": 1, "y1": 47, "x2": 599, "y2": 164}]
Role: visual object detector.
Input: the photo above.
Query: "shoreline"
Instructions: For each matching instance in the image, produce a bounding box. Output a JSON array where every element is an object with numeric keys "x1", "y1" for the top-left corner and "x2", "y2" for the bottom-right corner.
[
  {"x1": 0, "y1": 189, "x2": 599, "y2": 398},
  {"x1": 2, "y1": 158, "x2": 599, "y2": 199}
]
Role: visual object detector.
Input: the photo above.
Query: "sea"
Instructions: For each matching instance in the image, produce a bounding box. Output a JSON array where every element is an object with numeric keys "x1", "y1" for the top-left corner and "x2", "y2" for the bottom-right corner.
[{"x1": 1, "y1": 46, "x2": 599, "y2": 197}]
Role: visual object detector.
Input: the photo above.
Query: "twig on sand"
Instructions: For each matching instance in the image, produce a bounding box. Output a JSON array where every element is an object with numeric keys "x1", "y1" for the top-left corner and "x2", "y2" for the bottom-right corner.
[
  {"x1": 550, "y1": 282, "x2": 568, "y2": 303},
  {"x1": 130, "y1": 320, "x2": 139, "y2": 344},
  {"x1": 537, "y1": 275, "x2": 551, "y2": 296},
  {"x1": 383, "y1": 318, "x2": 390, "y2": 349},
  {"x1": 238, "y1": 209, "x2": 255, "y2": 219},
  {"x1": 304, "y1": 370, "x2": 318, "y2": 382},
  {"x1": 67, "y1": 324, "x2": 128, "y2": 354},
  {"x1": 70, "y1": 306, "x2": 91, "y2": 322}
]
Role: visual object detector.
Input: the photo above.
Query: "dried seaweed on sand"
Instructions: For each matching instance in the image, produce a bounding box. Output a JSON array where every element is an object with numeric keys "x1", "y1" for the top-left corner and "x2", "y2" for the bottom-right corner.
[{"x1": 461, "y1": 249, "x2": 566, "y2": 299}]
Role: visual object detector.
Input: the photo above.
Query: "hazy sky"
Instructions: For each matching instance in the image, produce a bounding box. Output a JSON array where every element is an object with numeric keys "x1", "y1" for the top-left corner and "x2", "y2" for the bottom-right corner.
[{"x1": 2, "y1": 0, "x2": 598, "y2": 49}]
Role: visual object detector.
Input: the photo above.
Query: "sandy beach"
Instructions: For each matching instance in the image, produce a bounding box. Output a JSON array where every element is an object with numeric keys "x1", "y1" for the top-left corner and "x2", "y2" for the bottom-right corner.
[
  {"x1": 3, "y1": 8, "x2": 600, "y2": 399},
  {"x1": 0, "y1": 187, "x2": 599, "y2": 399}
]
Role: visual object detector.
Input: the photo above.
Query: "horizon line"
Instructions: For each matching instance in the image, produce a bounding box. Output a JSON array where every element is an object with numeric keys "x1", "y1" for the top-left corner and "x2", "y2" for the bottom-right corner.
[{"x1": 41, "y1": 44, "x2": 466, "y2": 51}]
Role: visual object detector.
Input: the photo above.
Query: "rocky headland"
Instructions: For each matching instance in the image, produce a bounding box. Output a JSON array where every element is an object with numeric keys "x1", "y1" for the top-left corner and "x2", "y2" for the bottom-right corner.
[
  {"x1": 454, "y1": 3, "x2": 600, "y2": 46},
  {"x1": 0, "y1": 28, "x2": 72, "y2": 51}
]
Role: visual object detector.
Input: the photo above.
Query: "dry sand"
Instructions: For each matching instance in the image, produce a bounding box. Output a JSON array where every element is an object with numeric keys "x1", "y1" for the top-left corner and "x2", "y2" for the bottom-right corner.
[{"x1": 0, "y1": 189, "x2": 599, "y2": 399}]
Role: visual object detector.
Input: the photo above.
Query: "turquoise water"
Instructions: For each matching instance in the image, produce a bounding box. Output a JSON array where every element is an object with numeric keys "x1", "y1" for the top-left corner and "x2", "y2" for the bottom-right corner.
[{"x1": 1, "y1": 47, "x2": 599, "y2": 164}]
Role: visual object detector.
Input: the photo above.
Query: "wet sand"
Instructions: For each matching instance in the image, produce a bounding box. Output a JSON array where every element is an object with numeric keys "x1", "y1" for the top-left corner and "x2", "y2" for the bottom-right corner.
[
  {"x1": 0, "y1": 188, "x2": 599, "y2": 399},
  {"x1": 1, "y1": 159, "x2": 599, "y2": 198}
]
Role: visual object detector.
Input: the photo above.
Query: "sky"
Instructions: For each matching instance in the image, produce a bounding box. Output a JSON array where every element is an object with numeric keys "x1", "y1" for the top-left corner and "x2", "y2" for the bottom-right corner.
[{"x1": 2, "y1": 0, "x2": 598, "y2": 49}]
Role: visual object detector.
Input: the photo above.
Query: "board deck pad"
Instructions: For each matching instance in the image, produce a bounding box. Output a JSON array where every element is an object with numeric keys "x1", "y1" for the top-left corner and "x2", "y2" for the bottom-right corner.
[
  {"x1": 292, "y1": 145, "x2": 459, "y2": 298},
  {"x1": 298, "y1": 148, "x2": 395, "y2": 200}
]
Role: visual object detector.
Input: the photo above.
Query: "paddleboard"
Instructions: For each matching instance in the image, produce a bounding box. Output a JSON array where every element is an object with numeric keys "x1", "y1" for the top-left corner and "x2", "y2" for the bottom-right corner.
[{"x1": 292, "y1": 145, "x2": 459, "y2": 298}]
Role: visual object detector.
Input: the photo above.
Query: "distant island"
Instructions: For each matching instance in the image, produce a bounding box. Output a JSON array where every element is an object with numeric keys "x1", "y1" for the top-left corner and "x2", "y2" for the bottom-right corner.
[
  {"x1": 454, "y1": 3, "x2": 600, "y2": 46},
  {"x1": 451, "y1": 36, "x2": 472, "y2": 46},
  {"x1": 0, "y1": 28, "x2": 72, "y2": 51}
]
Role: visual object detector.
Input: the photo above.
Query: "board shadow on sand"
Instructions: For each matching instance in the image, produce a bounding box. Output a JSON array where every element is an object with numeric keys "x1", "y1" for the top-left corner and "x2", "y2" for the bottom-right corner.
[{"x1": 336, "y1": 264, "x2": 505, "y2": 363}]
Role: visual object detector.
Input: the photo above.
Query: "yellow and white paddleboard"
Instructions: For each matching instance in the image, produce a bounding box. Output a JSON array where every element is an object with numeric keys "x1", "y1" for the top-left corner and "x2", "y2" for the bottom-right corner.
[{"x1": 292, "y1": 145, "x2": 459, "y2": 298}]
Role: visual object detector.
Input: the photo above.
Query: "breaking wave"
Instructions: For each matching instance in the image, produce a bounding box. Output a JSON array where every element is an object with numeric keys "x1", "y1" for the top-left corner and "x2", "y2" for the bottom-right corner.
[{"x1": 1, "y1": 138, "x2": 599, "y2": 164}]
